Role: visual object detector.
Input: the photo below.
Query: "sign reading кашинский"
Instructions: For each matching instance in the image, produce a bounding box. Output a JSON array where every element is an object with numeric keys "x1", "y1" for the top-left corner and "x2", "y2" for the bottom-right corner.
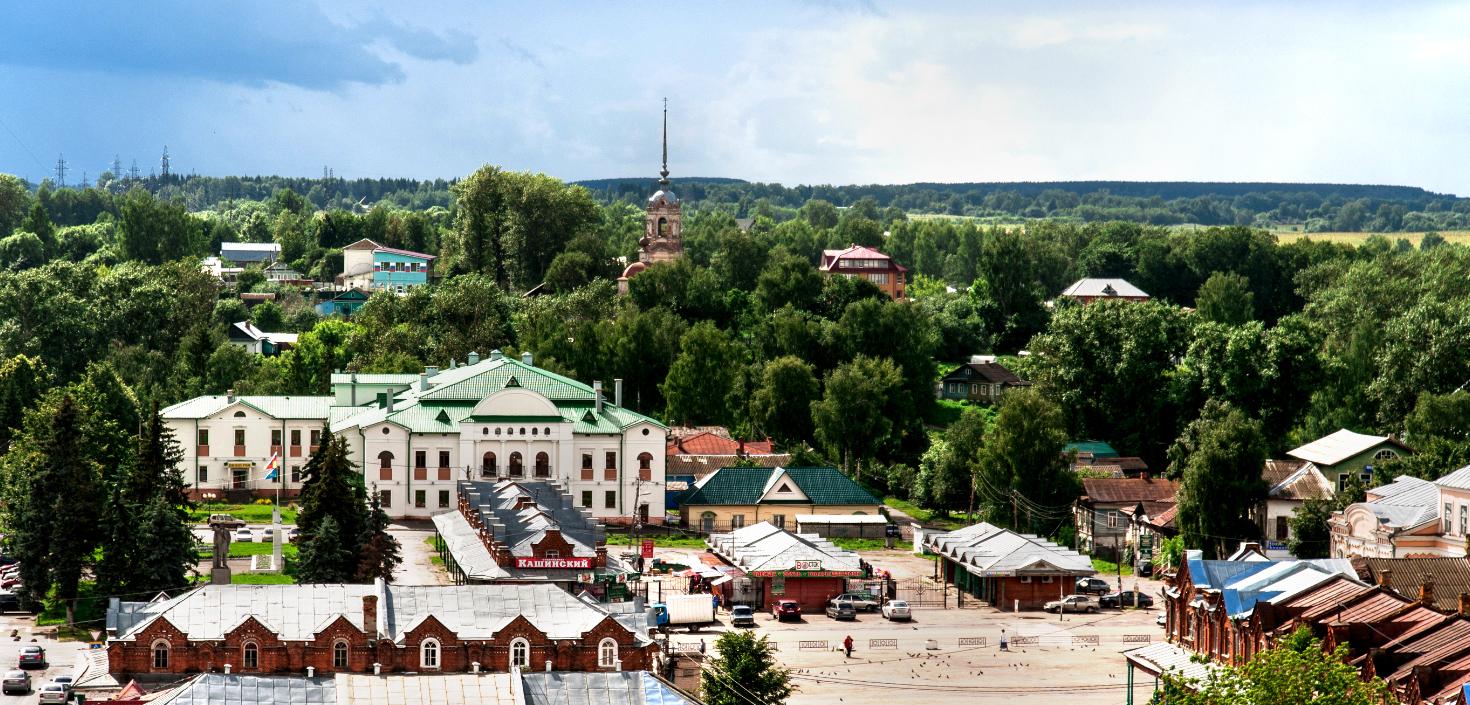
[{"x1": 515, "y1": 556, "x2": 594, "y2": 569}]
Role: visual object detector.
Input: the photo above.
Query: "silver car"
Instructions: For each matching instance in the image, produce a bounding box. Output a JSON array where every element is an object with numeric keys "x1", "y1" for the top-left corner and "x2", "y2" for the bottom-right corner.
[
  {"x1": 881, "y1": 599, "x2": 912, "y2": 621},
  {"x1": 36, "y1": 682, "x2": 68, "y2": 704},
  {"x1": 2, "y1": 670, "x2": 30, "y2": 695}
]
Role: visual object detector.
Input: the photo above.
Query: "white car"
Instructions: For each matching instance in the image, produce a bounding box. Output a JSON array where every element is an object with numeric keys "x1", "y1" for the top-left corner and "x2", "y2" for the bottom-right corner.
[
  {"x1": 258, "y1": 527, "x2": 275, "y2": 541},
  {"x1": 232, "y1": 528, "x2": 254, "y2": 542},
  {"x1": 36, "y1": 682, "x2": 68, "y2": 704},
  {"x1": 881, "y1": 600, "x2": 912, "y2": 621}
]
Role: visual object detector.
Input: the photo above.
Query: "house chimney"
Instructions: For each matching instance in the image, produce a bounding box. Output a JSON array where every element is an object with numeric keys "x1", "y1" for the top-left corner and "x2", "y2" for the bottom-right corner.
[
  {"x1": 425, "y1": 365, "x2": 439, "y2": 379},
  {"x1": 469, "y1": 351, "x2": 482, "y2": 365},
  {"x1": 386, "y1": 394, "x2": 395, "y2": 413},
  {"x1": 362, "y1": 595, "x2": 378, "y2": 636},
  {"x1": 522, "y1": 351, "x2": 533, "y2": 366},
  {"x1": 224, "y1": 664, "x2": 232, "y2": 674},
  {"x1": 227, "y1": 388, "x2": 236, "y2": 403},
  {"x1": 1418, "y1": 580, "x2": 1435, "y2": 607},
  {"x1": 545, "y1": 660, "x2": 553, "y2": 673},
  {"x1": 419, "y1": 372, "x2": 429, "y2": 392},
  {"x1": 489, "y1": 350, "x2": 502, "y2": 361},
  {"x1": 594, "y1": 381, "x2": 604, "y2": 415},
  {"x1": 471, "y1": 661, "x2": 481, "y2": 674},
  {"x1": 614, "y1": 379, "x2": 623, "y2": 408},
  {"x1": 373, "y1": 662, "x2": 381, "y2": 676},
  {"x1": 1460, "y1": 592, "x2": 1470, "y2": 618},
  {"x1": 1378, "y1": 569, "x2": 1392, "y2": 592}
]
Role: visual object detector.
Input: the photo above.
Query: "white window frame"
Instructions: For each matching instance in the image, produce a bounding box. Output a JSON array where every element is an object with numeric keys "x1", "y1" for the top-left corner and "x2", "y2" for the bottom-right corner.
[
  {"x1": 151, "y1": 640, "x2": 170, "y2": 670},
  {"x1": 510, "y1": 638, "x2": 530, "y2": 669},
  {"x1": 421, "y1": 638, "x2": 440, "y2": 670},
  {"x1": 333, "y1": 639, "x2": 349, "y2": 669},
  {"x1": 598, "y1": 638, "x2": 618, "y2": 669},
  {"x1": 242, "y1": 641, "x2": 259, "y2": 670}
]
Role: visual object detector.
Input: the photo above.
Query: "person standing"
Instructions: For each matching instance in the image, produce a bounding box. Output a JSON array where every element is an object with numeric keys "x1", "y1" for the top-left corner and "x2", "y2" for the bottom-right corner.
[
  {"x1": 999, "y1": 629, "x2": 1009, "y2": 652},
  {"x1": 843, "y1": 635, "x2": 854, "y2": 658}
]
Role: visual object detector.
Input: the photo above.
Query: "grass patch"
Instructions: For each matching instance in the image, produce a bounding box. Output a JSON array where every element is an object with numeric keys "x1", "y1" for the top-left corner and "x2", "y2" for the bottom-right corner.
[
  {"x1": 604, "y1": 533, "x2": 709, "y2": 549},
  {"x1": 913, "y1": 552, "x2": 939, "y2": 561},
  {"x1": 1271, "y1": 230, "x2": 1470, "y2": 247},
  {"x1": 1091, "y1": 557, "x2": 1134, "y2": 578},
  {"x1": 882, "y1": 497, "x2": 965, "y2": 530},
  {"x1": 830, "y1": 538, "x2": 892, "y2": 551},
  {"x1": 231, "y1": 572, "x2": 296, "y2": 584},
  {"x1": 924, "y1": 399, "x2": 969, "y2": 427},
  {"x1": 36, "y1": 582, "x2": 105, "y2": 628},
  {"x1": 187, "y1": 503, "x2": 298, "y2": 525},
  {"x1": 55, "y1": 625, "x2": 95, "y2": 642}
]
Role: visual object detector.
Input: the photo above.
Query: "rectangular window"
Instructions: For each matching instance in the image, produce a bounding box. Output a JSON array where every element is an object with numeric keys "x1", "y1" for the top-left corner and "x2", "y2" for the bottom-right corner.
[
  {"x1": 234, "y1": 429, "x2": 246, "y2": 456},
  {"x1": 604, "y1": 491, "x2": 616, "y2": 509},
  {"x1": 605, "y1": 452, "x2": 617, "y2": 469},
  {"x1": 438, "y1": 451, "x2": 450, "y2": 468},
  {"x1": 197, "y1": 465, "x2": 208, "y2": 483},
  {"x1": 1275, "y1": 516, "x2": 1289, "y2": 541},
  {"x1": 414, "y1": 490, "x2": 426, "y2": 509},
  {"x1": 438, "y1": 490, "x2": 450, "y2": 508},
  {"x1": 1019, "y1": 576, "x2": 1032, "y2": 584},
  {"x1": 1462, "y1": 505, "x2": 1468, "y2": 536},
  {"x1": 581, "y1": 491, "x2": 593, "y2": 508},
  {"x1": 197, "y1": 429, "x2": 210, "y2": 456},
  {"x1": 732, "y1": 514, "x2": 745, "y2": 529},
  {"x1": 1445, "y1": 503, "x2": 1453, "y2": 534},
  {"x1": 270, "y1": 430, "x2": 283, "y2": 451},
  {"x1": 309, "y1": 429, "x2": 321, "y2": 452},
  {"x1": 290, "y1": 466, "x2": 300, "y2": 483},
  {"x1": 291, "y1": 429, "x2": 301, "y2": 446},
  {"x1": 1108, "y1": 512, "x2": 1119, "y2": 529},
  {"x1": 582, "y1": 454, "x2": 593, "y2": 469},
  {"x1": 379, "y1": 490, "x2": 391, "y2": 508},
  {"x1": 772, "y1": 514, "x2": 785, "y2": 529}
]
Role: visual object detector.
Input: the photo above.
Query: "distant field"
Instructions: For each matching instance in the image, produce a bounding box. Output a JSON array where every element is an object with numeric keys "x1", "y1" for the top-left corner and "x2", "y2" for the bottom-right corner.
[{"x1": 1270, "y1": 229, "x2": 1470, "y2": 246}]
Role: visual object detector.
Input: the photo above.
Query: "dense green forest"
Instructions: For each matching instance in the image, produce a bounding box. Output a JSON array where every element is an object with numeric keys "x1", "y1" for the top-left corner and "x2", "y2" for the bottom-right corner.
[{"x1": 3, "y1": 166, "x2": 1470, "y2": 558}]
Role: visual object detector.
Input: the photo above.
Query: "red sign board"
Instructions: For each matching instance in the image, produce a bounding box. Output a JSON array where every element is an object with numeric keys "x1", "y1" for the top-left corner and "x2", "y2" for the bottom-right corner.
[
  {"x1": 515, "y1": 556, "x2": 593, "y2": 570},
  {"x1": 640, "y1": 539, "x2": 655, "y2": 558}
]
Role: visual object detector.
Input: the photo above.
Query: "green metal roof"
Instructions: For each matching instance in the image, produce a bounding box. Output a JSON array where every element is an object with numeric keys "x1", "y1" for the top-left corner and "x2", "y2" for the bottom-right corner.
[
  {"x1": 161, "y1": 396, "x2": 335, "y2": 420},
  {"x1": 682, "y1": 467, "x2": 880, "y2": 507},
  {"x1": 330, "y1": 373, "x2": 420, "y2": 385},
  {"x1": 1063, "y1": 441, "x2": 1119, "y2": 458},
  {"x1": 417, "y1": 358, "x2": 595, "y2": 402}
]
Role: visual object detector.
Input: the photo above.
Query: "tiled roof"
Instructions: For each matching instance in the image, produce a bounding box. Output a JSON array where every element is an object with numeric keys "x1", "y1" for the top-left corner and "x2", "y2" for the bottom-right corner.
[
  {"x1": 667, "y1": 431, "x2": 774, "y2": 455},
  {"x1": 1080, "y1": 477, "x2": 1178, "y2": 504},
  {"x1": 667, "y1": 453, "x2": 790, "y2": 479},
  {"x1": 927, "y1": 522, "x2": 1094, "y2": 577},
  {"x1": 1286, "y1": 428, "x2": 1403, "y2": 467},
  {"x1": 161, "y1": 395, "x2": 335, "y2": 420},
  {"x1": 1353, "y1": 557, "x2": 1470, "y2": 614},
  {"x1": 1059, "y1": 278, "x2": 1148, "y2": 298},
  {"x1": 681, "y1": 467, "x2": 879, "y2": 507},
  {"x1": 707, "y1": 522, "x2": 863, "y2": 575},
  {"x1": 940, "y1": 362, "x2": 1029, "y2": 386}
]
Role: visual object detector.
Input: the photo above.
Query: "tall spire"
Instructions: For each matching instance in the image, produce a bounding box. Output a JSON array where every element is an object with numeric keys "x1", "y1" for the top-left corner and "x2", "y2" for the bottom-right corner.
[{"x1": 658, "y1": 97, "x2": 670, "y2": 187}]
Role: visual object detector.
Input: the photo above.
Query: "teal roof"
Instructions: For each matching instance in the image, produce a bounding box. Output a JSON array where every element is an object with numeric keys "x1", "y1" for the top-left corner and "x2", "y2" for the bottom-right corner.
[
  {"x1": 161, "y1": 396, "x2": 335, "y2": 420},
  {"x1": 1064, "y1": 441, "x2": 1119, "y2": 458},
  {"x1": 417, "y1": 358, "x2": 595, "y2": 402},
  {"x1": 682, "y1": 467, "x2": 880, "y2": 507}
]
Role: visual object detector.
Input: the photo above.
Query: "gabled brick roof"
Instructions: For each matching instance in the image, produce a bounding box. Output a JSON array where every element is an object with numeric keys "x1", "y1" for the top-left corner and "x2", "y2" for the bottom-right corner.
[
  {"x1": 667, "y1": 430, "x2": 774, "y2": 455},
  {"x1": 1080, "y1": 477, "x2": 1178, "y2": 504},
  {"x1": 681, "y1": 467, "x2": 879, "y2": 507}
]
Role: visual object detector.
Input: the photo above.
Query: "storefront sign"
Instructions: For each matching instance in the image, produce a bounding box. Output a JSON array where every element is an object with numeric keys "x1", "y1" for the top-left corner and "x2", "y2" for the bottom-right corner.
[
  {"x1": 750, "y1": 569, "x2": 862, "y2": 578},
  {"x1": 793, "y1": 559, "x2": 822, "y2": 571},
  {"x1": 515, "y1": 556, "x2": 593, "y2": 569},
  {"x1": 640, "y1": 539, "x2": 655, "y2": 558},
  {"x1": 666, "y1": 481, "x2": 689, "y2": 491}
]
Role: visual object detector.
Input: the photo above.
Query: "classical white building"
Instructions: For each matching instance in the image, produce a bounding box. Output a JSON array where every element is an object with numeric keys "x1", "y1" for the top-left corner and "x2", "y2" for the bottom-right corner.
[{"x1": 162, "y1": 351, "x2": 667, "y2": 523}]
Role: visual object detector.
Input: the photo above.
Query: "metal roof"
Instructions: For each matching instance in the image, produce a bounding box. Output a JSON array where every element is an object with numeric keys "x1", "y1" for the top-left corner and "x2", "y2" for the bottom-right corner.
[
  {"x1": 793, "y1": 514, "x2": 889, "y2": 525},
  {"x1": 707, "y1": 522, "x2": 862, "y2": 575},
  {"x1": 1059, "y1": 278, "x2": 1148, "y2": 299},
  {"x1": 145, "y1": 672, "x2": 696, "y2": 705},
  {"x1": 521, "y1": 671, "x2": 697, "y2": 705},
  {"x1": 152, "y1": 674, "x2": 335, "y2": 705},
  {"x1": 681, "y1": 467, "x2": 879, "y2": 507},
  {"x1": 1286, "y1": 428, "x2": 1400, "y2": 467},
  {"x1": 457, "y1": 480, "x2": 603, "y2": 558},
  {"x1": 1264, "y1": 461, "x2": 1333, "y2": 501},
  {"x1": 338, "y1": 673, "x2": 516, "y2": 705},
  {"x1": 1080, "y1": 477, "x2": 1178, "y2": 504},
  {"x1": 161, "y1": 395, "x2": 335, "y2": 421},
  {"x1": 1435, "y1": 463, "x2": 1470, "y2": 490},
  {"x1": 1182, "y1": 550, "x2": 1359, "y2": 618},
  {"x1": 329, "y1": 373, "x2": 421, "y2": 385},
  {"x1": 1357, "y1": 475, "x2": 1439, "y2": 529},
  {"x1": 1123, "y1": 641, "x2": 1221, "y2": 682},
  {"x1": 927, "y1": 523, "x2": 1094, "y2": 577}
]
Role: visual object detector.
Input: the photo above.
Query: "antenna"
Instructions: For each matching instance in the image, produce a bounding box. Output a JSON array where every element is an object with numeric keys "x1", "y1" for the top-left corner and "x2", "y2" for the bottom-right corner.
[
  {"x1": 129, "y1": 159, "x2": 140, "y2": 181},
  {"x1": 658, "y1": 97, "x2": 669, "y2": 187},
  {"x1": 160, "y1": 146, "x2": 171, "y2": 179},
  {"x1": 111, "y1": 155, "x2": 123, "y2": 179},
  {"x1": 54, "y1": 154, "x2": 67, "y2": 187}
]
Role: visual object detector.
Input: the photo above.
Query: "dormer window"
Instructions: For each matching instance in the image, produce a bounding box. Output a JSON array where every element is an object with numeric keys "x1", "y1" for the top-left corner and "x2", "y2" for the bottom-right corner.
[{"x1": 778, "y1": 484, "x2": 791, "y2": 493}]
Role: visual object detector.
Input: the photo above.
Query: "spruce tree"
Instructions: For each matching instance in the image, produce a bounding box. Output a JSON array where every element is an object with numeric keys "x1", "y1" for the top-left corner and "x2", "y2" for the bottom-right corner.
[
  {"x1": 297, "y1": 516, "x2": 355, "y2": 583},
  {"x1": 133, "y1": 493, "x2": 199, "y2": 595},
  {"x1": 296, "y1": 431, "x2": 368, "y2": 579},
  {"x1": 355, "y1": 488, "x2": 402, "y2": 583}
]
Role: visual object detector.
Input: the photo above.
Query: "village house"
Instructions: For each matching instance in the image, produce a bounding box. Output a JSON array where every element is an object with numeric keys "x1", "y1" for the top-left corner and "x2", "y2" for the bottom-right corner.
[
  {"x1": 162, "y1": 351, "x2": 667, "y2": 523},
  {"x1": 1074, "y1": 477, "x2": 1179, "y2": 560},
  {"x1": 1253, "y1": 458, "x2": 1334, "y2": 558},
  {"x1": 220, "y1": 242, "x2": 280, "y2": 265},
  {"x1": 818, "y1": 244, "x2": 908, "y2": 300},
  {"x1": 226, "y1": 321, "x2": 298, "y2": 356},
  {"x1": 678, "y1": 466, "x2": 881, "y2": 533},
  {"x1": 937, "y1": 359, "x2": 1030, "y2": 403},
  {"x1": 1058, "y1": 278, "x2": 1149, "y2": 304},
  {"x1": 663, "y1": 426, "x2": 790, "y2": 513},
  {"x1": 1287, "y1": 428, "x2": 1411, "y2": 493},
  {"x1": 314, "y1": 288, "x2": 370, "y2": 317},
  {"x1": 337, "y1": 238, "x2": 435, "y2": 292},
  {"x1": 1331, "y1": 465, "x2": 1470, "y2": 559},
  {"x1": 106, "y1": 581, "x2": 656, "y2": 679},
  {"x1": 706, "y1": 521, "x2": 864, "y2": 612},
  {"x1": 263, "y1": 260, "x2": 313, "y2": 286},
  {"x1": 430, "y1": 479, "x2": 638, "y2": 600},
  {"x1": 927, "y1": 522, "x2": 1096, "y2": 610},
  {"x1": 117, "y1": 671, "x2": 698, "y2": 705},
  {"x1": 1123, "y1": 498, "x2": 1177, "y2": 572}
]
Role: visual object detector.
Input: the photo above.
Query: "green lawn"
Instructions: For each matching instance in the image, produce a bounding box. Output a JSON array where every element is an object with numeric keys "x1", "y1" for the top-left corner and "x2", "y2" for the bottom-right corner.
[
  {"x1": 882, "y1": 496, "x2": 965, "y2": 530},
  {"x1": 1091, "y1": 557, "x2": 1134, "y2": 578},
  {"x1": 36, "y1": 582, "x2": 104, "y2": 629},
  {"x1": 231, "y1": 572, "x2": 296, "y2": 584},
  {"x1": 188, "y1": 503, "x2": 298, "y2": 525},
  {"x1": 830, "y1": 538, "x2": 893, "y2": 552},
  {"x1": 604, "y1": 533, "x2": 709, "y2": 549}
]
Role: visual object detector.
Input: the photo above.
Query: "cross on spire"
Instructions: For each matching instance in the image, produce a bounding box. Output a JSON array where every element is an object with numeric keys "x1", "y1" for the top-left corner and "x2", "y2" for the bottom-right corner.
[{"x1": 658, "y1": 98, "x2": 670, "y2": 187}]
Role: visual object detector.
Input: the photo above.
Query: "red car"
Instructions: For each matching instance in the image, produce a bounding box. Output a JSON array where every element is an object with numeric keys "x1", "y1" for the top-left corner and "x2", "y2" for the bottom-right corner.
[{"x1": 771, "y1": 600, "x2": 802, "y2": 621}]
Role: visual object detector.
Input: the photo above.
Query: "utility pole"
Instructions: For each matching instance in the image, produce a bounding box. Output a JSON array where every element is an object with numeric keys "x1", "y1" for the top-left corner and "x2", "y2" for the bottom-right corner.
[
  {"x1": 129, "y1": 159, "x2": 140, "y2": 182},
  {"x1": 111, "y1": 155, "x2": 123, "y2": 178},
  {"x1": 54, "y1": 154, "x2": 67, "y2": 187}
]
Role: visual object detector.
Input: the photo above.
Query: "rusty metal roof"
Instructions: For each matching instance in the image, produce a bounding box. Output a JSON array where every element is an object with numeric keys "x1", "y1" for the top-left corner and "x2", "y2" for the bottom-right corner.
[
  {"x1": 1353, "y1": 557, "x2": 1470, "y2": 614},
  {"x1": 1079, "y1": 477, "x2": 1178, "y2": 504}
]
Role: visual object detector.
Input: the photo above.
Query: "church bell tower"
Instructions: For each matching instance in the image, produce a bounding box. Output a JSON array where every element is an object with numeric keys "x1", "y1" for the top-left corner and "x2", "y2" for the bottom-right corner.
[{"x1": 619, "y1": 100, "x2": 683, "y2": 294}]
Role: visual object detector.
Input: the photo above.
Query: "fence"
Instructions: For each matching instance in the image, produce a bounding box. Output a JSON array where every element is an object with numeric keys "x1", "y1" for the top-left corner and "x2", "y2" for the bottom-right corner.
[
  {"x1": 892, "y1": 577, "x2": 952, "y2": 607},
  {"x1": 799, "y1": 641, "x2": 829, "y2": 651},
  {"x1": 868, "y1": 638, "x2": 898, "y2": 650}
]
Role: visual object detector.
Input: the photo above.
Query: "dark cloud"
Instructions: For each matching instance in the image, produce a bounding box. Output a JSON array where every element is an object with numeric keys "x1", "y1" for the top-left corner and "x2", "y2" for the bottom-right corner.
[{"x1": 0, "y1": 1, "x2": 478, "y2": 90}]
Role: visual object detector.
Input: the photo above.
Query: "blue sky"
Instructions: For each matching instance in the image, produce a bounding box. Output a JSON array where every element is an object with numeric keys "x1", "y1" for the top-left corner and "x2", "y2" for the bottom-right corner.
[{"x1": 2, "y1": 1, "x2": 1468, "y2": 194}]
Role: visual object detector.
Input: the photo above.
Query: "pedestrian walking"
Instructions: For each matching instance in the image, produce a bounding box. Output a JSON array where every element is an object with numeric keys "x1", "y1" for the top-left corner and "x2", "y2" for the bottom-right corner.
[
  {"x1": 699, "y1": 639, "x2": 706, "y2": 655},
  {"x1": 999, "y1": 628, "x2": 1009, "y2": 652},
  {"x1": 843, "y1": 635, "x2": 854, "y2": 658}
]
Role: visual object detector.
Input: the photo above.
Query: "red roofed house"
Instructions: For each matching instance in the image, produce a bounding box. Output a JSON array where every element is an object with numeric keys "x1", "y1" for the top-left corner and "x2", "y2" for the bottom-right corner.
[
  {"x1": 1074, "y1": 477, "x2": 1178, "y2": 560},
  {"x1": 665, "y1": 427, "x2": 789, "y2": 482},
  {"x1": 819, "y1": 244, "x2": 907, "y2": 300}
]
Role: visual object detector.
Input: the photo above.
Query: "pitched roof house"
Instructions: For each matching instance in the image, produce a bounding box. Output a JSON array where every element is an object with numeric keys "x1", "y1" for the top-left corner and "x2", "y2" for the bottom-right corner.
[
  {"x1": 937, "y1": 361, "x2": 1030, "y2": 403},
  {"x1": 1074, "y1": 477, "x2": 1178, "y2": 560},
  {"x1": 818, "y1": 244, "x2": 907, "y2": 300},
  {"x1": 1253, "y1": 459, "x2": 1334, "y2": 558},
  {"x1": 927, "y1": 522, "x2": 1095, "y2": 609},
  {"x1": 1058, "y1": 278, "x2": 1149, "y2": 303},
  {"x1": 680, "y1": 467, "x2": 880, "y2": 533},
  {"x1": 1286, "y1": 428, "x2": 1411, "y2": 493}
]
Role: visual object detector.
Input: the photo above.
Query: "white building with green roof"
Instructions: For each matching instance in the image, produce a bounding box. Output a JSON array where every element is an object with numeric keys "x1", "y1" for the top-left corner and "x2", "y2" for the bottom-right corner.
[{"x1": 162, "y1": 350, "x2": 667, "y2": 522}]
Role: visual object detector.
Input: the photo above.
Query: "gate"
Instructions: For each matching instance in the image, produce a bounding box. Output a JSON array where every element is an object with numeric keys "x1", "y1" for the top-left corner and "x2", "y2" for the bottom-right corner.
[{"x1": 892, "y1": 577, "x2": 950, "y2": 607}]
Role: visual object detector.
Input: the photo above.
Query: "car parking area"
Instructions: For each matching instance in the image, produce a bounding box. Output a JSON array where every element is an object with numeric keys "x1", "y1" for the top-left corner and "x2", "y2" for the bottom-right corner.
[{"x1": 0, "y1": 614, "x2": 89, "y2": 701}]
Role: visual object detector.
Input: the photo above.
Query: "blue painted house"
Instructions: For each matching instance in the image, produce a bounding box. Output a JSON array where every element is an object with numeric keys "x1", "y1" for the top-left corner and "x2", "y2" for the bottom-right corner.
[
  {"x1": 315, "y1": 288, "x2": 371, "y2": 317},
  {"x1": 339, "y1": 238, "x2": 435, "y2": 292}
]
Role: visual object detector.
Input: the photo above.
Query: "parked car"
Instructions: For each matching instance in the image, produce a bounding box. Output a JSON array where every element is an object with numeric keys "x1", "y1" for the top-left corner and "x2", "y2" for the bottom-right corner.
[
  {"x1": 0, "y1": 578, "x2": 19, "y2": 590},
  {"x1": 1156, "y1": 613, "x2": 1167, "y2": 627},
  {"x1": 287, "y1": 528, "x2": 302, "y2": 543},
  {"x1": 233, "y1": 528, "x2": 254, "y2": 542},
  {"x1": 1, "y1": 670, "x2": 29, "y2": 695},
  {"x1": 729, "y1": 605, "x2": 756, "y2": 628},
  {"x1": 1075, "y1": 577, "x2": 1111, "y2": 595},
  {"x1": 17, "y1": 646, "x2": 45, "y2": 669},
  {"x1": 259, "y1": 527, "x2": 275, "y2": 541},
  {"x1": 0, "y1": 592, "x2": 23, "y2": 613},
  {"x1": 881, "y1": 599, "x2": 912, "y2": 621},
  {"x1": 1135, "y1": 560, "x2": 1153, "y2": 577},
  {"x1": 770, "y1": 600, "x2": 801, "y2": 622},
  {"x1": 825, "y1": 602, "x2": 857, "y2": 621},
  {"x1": 1101, "y1": 590, "x2": 1154, "y2": 609},
  {"x1": 1044, "y1": 594, "x2": 1100, "y2": 614},
  {"x1": 36, "y1": 682, "x2": 68, "y2": 704},
  {"x1": 829, "y1": 593, "x2": 880, "y2": 612}
]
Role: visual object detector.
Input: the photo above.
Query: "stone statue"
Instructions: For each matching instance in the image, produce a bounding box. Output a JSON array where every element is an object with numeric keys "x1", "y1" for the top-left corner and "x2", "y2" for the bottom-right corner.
[{"x1": 207, "y1": 515, "x2": 246, "y2": 584}]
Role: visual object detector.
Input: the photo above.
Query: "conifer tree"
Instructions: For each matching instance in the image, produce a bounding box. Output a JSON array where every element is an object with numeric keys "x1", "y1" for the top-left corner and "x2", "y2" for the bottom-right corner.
[
  {"x1": 356, "y1": 488, "x2": 402, "y2": 582},
  {"x1": 296, "y1": 430, "x2": 369, "y2": 579},
  {"x1": 297, "y1": 516, "x2": 355, "y2": 583}
]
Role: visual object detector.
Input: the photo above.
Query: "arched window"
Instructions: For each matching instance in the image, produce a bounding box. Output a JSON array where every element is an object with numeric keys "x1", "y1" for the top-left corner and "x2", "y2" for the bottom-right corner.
[
  {"x1": 421, "y1": 638, "x2": 440, "y2": 669},
  {"x1": 658, "y1": 217, "x2": 669, "y2": 238},
  {"x1": 234, "y1": 410, "x2": 247, "y2": 418},
  {"x1": 509, "y1": 452, "x2": 524, "y2": 478},
  {"x1": 482, "y1": 452, "x2": 497, "y2": 478},
  {"x1": 519, "y1": 427, "x2": 526, "y2": 436},
  {"x1": 333, "y1": 640, "x2": 349, "y2": 669},
  {"x1": 242, "y1": 642, "x2": 259, "y2": 670},
  {"x1": 534, "y1": 452, "x2": 550, "y2": 478},
  {"x1": 1374, "y1": 449, "x2": 1397, "y2": 461},
  {"x1": 637, "y1": 452, "x2": 653, "y2": 481},
  {"x1": 598, "y1": 638, "x2": 618, "y2": 668},
  {"x1": 378, "y1": 451, "x2": 394, "y2": 481},
  {"x1": 543, "y1": 427, "x2": 551, "y2": 436},
  {"x1": 510, "y1": 638, "x2": 530, "y2": 668},
  {"x1": 531, "y1": 427, "x2": 538, "y2": 436},
  {"x1": 151, "y1": 640, "x2": 170, "y2": 670},
  {"x1": 496, "y1": 427, "x2": 502, "y2": 436},
  {"x1": 700, "y1": 512, "x2": 716, "y2": 532}
]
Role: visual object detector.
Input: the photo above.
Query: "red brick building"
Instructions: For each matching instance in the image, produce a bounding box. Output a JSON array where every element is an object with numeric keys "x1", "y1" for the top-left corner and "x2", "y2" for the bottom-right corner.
[
  {"x1": 926, "y1": 522, "x2": 1095, "y2": 610},
  {"x1": 106, "y1": 581, "x2": 655, "y2": 680},
  {"x1": 819, "y1": 245, "x2": 908, "y2": 300}
]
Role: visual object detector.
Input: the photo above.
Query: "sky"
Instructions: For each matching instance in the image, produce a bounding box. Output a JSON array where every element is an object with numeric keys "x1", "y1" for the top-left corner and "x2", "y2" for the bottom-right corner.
[{"x1": 2, "y1": 1, "x2": 1468, "y2": 194}]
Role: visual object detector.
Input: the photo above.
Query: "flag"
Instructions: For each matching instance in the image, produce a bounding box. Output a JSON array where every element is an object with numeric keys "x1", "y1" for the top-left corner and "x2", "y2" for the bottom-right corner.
[{"x1": 264, "y1": 453, "x2": 280, "y2": 481}]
